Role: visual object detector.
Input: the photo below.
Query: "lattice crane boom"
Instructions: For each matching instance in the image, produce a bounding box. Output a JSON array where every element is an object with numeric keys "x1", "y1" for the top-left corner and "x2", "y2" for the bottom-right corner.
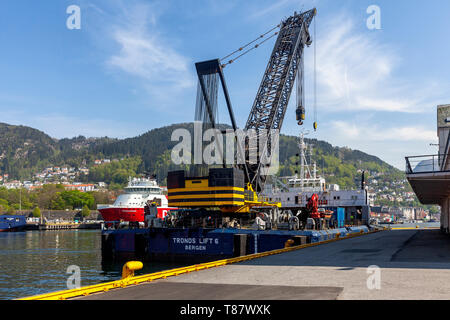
[
  {"x1": 167, "y1": 8, "x2": 317, "y2": 214},
  {"x1": 243, "y1": 8, "x2": 317, "y2": 192}
]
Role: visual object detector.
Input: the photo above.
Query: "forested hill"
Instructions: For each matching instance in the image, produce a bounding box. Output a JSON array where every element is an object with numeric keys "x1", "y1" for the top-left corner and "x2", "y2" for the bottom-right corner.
[
  {"x1": 0, "y1": 122, "x2": 57, "y2": 177},
  {"x1": 0, "y1": 122, "x2": 115, "y2": 179},
  {"x1": 0, "y1": 122, "x2": 402, "y2": 189}
]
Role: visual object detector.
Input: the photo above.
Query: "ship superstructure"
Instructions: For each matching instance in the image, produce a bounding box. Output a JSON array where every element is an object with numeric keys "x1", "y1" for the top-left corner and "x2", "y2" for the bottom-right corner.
[
  {"x1": 263, "y1": 132, "x2": 370, "y2": 225},
  {"x1": 98, "y1": 177, "x2": 176, "y2": 223}
]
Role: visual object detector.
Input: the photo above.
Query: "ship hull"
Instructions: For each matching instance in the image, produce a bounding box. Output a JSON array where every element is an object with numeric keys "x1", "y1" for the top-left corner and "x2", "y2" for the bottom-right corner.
[
  {"x1": 101, "y1": 226, "x2": 372, "y2": 262},
  {"x1": 0, "y1": 226, "x2": 26, "y2": 232},
  {"x1": 99, "y1": 207, "x2": 175, "y2": 222},
  {"x1": 0, "y1": 216, "x2": 27, "y2": 232}
]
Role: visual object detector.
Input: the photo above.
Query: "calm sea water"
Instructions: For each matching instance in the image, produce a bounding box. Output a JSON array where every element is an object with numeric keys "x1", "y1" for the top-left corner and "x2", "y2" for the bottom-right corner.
[{"x1": 0, "y1": 230, "x2": 185, "y2": 300}]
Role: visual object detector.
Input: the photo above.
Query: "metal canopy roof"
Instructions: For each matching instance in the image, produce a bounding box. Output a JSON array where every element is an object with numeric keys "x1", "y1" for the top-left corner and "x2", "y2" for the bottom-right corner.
[{"x1": 407, "y1": 171, "x2": 450, "y2": 205}]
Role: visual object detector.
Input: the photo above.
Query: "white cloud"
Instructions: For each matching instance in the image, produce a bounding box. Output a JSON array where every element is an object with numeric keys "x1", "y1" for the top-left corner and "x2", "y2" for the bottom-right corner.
[
  {"x1": 316, "y1": 120, "x2": 439, "y2": 170},
  {"x1": 305, "y1": 14, "x2": 447, "y2": 114},
  {"x1": 104, "y1": 1, "x2": 194, "y2": 90},
  {"x1": 291, "y1": 11, "x2": 450, "y2": 169},
  {"x1": 108, "y1": 30, "x2": 193, "y2": 88},
  {"x1": 331, "y1": 121, "x2": 437, "y2": 143}
]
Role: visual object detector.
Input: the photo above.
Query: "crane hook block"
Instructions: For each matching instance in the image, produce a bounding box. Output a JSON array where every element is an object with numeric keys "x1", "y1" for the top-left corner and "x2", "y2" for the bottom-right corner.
[
  {"x1": 296, "y1": 106, "x2": 305, "y2": 126},
  {"x1": 313, "y1": 122, "x2": 318, "y2": 131}
]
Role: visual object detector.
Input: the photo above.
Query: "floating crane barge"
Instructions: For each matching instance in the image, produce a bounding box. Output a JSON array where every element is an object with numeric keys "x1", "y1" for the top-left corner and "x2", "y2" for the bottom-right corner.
[{"x1": 101, "y1": 8, "x2": 372, "y2": 263}]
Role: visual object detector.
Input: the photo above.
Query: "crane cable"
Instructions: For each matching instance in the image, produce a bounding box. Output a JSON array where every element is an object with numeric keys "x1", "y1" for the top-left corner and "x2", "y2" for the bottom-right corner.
[
  {"x1": 220, "y1": 23, "x2": 283, "y2": 68},
  {"x1": 219, "y1": 11, "x2": 318, "y2": 130},
  {"x1": 313, "y1": 13, "x2": 318, "y2": 131},
  {"x1": 221, "y1": 32, "x2": 280, "y2": 68},
  {"x1": 221, "y1": 24, "x2": 280, "y2": 61}
]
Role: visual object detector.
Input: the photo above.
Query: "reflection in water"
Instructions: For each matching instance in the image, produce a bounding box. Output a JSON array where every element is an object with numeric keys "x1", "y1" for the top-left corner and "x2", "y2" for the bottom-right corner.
[{"x1": 0, "y1": 230, "x2": 186, "y2": 300}]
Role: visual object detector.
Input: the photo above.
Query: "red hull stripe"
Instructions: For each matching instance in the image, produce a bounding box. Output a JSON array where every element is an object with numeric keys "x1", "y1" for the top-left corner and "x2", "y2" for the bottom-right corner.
[{"x1": 99, "y1": 207, "x2": 177, "y2": 222}]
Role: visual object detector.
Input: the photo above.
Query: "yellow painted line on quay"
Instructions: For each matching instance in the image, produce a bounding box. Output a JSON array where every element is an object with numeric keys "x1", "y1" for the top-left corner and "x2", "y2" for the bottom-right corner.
[
  {"x1": 391, "y1": 227, "x2": 439, "y2": 230},
  {"x1": 18, "y1": 228, "x2": 385, "y2": 301}
]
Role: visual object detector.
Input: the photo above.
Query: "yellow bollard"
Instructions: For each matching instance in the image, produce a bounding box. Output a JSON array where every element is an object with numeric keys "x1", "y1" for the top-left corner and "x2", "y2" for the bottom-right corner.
[
  {"x1": 285, "y1": 239, "x2": 295, "y2": 248},
  {"x1": 122, "y1": 261, "x2": 143, "y2": 279}
]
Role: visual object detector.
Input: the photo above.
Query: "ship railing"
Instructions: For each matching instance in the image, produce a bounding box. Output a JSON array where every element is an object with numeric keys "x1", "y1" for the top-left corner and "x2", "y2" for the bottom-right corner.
[
  {"x1": 405, "y1": 154, "x2": 449, "y2": 174},
  {"x1": 344, "y1": 219, "x2": 368, "y2": 226},
  {"x1": 102, "y1": 221, "x2": 146, "y2": 230},
  {"x1": 102, "y1": 221, "x2": 122, "y2": 230}
]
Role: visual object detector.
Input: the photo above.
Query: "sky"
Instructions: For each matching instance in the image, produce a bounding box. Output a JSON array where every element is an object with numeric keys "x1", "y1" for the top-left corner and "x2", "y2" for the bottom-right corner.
[{"x1": 0, "y1": 0, "x2": 449, "y2": 170}]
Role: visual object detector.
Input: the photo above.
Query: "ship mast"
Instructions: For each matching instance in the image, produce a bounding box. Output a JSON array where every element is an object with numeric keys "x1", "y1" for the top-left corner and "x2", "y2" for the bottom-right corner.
[
  {"x1": 293, "y1": 131, "x2": 324, "y2": 192},
  {"x1": 298, "y1": 132, "x2": 312, "y2": 191}
]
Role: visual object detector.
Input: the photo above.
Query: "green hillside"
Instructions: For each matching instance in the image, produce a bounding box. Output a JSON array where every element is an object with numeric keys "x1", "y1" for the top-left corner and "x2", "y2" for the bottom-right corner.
[
  {"x1": 0, "y1": 123, "x2": 57, "y2": 179},
  {"x1": 0, "y1": 122, "x2": 401, "y2": 190},
  {"x1": 278, "y1": 135, "x2": 402, "y2": 189},
  {"x1": 2, "y1": 122, "x2": 439, "y2": 212}
]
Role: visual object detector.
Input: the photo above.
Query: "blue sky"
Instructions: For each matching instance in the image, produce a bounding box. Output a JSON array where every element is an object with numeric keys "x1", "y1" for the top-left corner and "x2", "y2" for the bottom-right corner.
[{"x1": 0, "y1": 0, "x2": 449, "y2": 169}]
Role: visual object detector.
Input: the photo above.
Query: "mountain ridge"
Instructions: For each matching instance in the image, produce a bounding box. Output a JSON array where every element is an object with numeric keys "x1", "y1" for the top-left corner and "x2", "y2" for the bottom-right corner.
[{"x1": 0, "y1": 122, "x2": 401, "y2": 190}]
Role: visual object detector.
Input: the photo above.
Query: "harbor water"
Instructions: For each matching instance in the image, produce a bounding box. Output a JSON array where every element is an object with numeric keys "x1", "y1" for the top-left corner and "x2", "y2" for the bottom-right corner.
[{"x1": 0, "y1": 230, "x2": 186, "y2": 300}]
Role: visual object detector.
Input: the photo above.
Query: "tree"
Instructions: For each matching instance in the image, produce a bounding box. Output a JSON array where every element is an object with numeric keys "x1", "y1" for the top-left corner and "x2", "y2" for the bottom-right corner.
[
  {"x1": 428, "y1": 205, "x2": 441, "y2": 215},
  {"x1": 52, "y1": 190, "x2": 95, "y2": 210},
  {"x1": 0, "y1": 198, "x2": 9, "y2": 213},
  {"x1": 32, "y1": 207, "x2": 41, "y2": 218},
  {"x1": 34, "y1": 184, "x2": 65, "y2": 210},
  {"x1": 50, "y1": 193, "x2": 68, "y2": 210},
  {"x1": 91, "y1": 191, "x2": 111, "y2": 206},
  {"x1": 81, "y1": 205, "x2": 90, "y2": 218}
]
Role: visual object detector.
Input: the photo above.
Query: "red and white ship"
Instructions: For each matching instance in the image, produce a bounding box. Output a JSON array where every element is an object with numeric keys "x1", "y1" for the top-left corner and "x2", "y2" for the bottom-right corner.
[{"x1": 98, "y1": 177, "x2": 176, "y2": 222}]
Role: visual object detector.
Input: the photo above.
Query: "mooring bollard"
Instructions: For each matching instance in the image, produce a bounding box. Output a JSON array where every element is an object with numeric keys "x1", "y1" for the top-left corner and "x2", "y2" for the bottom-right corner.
[
  {"x1": 284, "y1": 239, "x2": 295, "y2": 248},
  {"x1": 122, "y1": 261, "x2": 143, "y2": 279}
]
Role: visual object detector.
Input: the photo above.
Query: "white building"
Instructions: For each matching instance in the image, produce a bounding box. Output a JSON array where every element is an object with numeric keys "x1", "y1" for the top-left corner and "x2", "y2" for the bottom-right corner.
[{"x1": 4, "y1": 181, "x2": 22, "y2": 189}]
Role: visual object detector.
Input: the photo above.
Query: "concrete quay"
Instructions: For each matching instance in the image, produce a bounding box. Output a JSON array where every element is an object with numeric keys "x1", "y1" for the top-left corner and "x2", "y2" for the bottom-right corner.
[{"x1": 79, "y1": 229, "x2": 450, "y2": 300}]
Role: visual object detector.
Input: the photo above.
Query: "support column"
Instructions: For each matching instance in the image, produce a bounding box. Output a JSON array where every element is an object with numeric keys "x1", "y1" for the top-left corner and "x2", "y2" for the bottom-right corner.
[
  {"x1": 447, "y1": 197, "x2": 450, "y2": 234},
  {"x1": 441, "y1": 198, "x2": 449, "y2": 234}
]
